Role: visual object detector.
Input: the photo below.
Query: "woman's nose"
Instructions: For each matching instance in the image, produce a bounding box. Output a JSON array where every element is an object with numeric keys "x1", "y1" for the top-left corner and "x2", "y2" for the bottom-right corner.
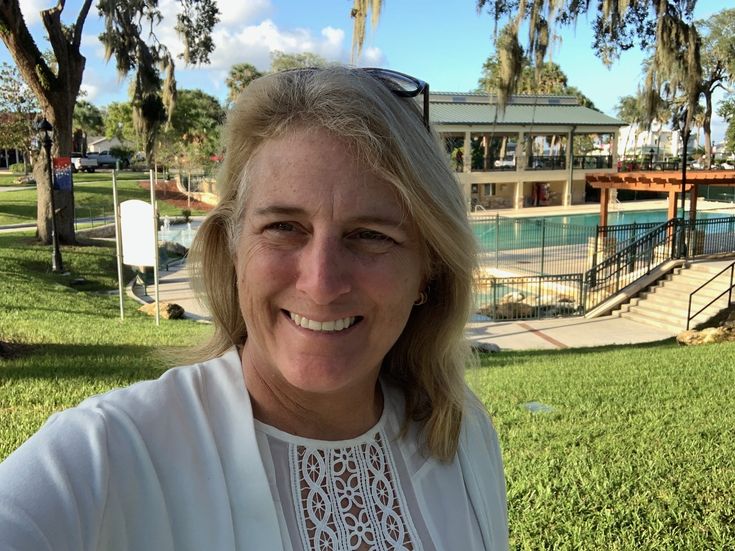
[{"x1": 294, "y1": 235, "x2": 352, "y2": 304}]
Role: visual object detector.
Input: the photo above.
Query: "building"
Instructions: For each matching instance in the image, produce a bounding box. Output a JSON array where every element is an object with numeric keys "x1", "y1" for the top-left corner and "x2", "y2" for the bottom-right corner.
[
  {"x1": 431, "y1": 93, "x2": 624, "y2": 210},
  {"x1": 616, "y1": 123, "x2": 695, "y2": 160}
]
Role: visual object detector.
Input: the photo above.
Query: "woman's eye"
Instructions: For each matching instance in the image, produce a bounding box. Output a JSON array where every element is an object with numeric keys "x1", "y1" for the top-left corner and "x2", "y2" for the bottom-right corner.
[
  {"x1": 265, "y1": 222, "x2": 296, "y2": 232},
  {"x1": 355, "y1": 230, "x2": 393, "y2": 242}
]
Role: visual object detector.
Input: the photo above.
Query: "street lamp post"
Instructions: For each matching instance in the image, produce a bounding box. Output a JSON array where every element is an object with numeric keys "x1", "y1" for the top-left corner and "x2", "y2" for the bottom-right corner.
[{"x1": 38, "y1": 117, "x2": 64, "y2": 273}]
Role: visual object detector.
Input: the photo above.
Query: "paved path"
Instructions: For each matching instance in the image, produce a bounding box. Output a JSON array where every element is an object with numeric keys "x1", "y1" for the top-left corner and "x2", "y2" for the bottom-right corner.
[{"x1": 131, "y1": 259, "x2": 679, "y2": 351}]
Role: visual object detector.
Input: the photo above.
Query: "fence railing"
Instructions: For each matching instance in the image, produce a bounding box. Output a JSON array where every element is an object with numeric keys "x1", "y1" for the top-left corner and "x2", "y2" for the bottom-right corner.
[
  {"x1": 572, "y1": 155, "x2": 613, "y2": 170},
  {"x1": 475, "y1": 273, "x2": 585, "y2": 320},
  {"x1": 474, "y1": 215, "x2": 735, "y2": 320},
  {"x1": 474, "y1": 215, "x2": 595, "y2": 275},
  {"x1": 527, "y1": 155, "x2": 566, "y2": 170}
]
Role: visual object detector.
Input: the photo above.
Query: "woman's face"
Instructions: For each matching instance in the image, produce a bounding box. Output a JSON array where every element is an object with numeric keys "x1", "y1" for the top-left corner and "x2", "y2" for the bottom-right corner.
[{"x1": 234, "y1": 127, "x2": 425, "y2": 397}]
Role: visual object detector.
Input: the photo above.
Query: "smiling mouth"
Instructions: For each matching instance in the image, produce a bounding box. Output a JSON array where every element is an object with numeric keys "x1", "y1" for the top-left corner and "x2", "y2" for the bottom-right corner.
[{"x1": 287, "y1": 311, "x2": 362, "y2": 332}]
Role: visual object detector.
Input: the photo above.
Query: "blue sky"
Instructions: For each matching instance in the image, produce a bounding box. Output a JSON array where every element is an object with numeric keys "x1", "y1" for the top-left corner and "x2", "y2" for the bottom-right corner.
[{"x1": 2, "y1": 0, "x2": 728, "y2": 141}]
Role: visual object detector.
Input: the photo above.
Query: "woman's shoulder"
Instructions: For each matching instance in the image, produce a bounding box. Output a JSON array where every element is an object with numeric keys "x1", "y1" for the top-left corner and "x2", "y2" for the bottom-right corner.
[{"x1": 78, "y1": 347, "x2": 244, "y2": 417}]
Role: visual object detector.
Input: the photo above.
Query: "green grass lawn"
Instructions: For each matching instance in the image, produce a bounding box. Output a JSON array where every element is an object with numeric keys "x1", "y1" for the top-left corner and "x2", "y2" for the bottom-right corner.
[
  {"x1": 0, "y1": 171, "x2": 207, "y2": 226},
  {"x1": 0, "y1": 172, "x2": 33, "y2": 187},
  {"x1": 471, "y1": 345, "x2": 735, "y2": 549},
  {"x1": 1, "y1": 232, "x2": 734, "y2": 548},
  {"x1": 0, "y1": 231, "x2": 212, "y2": 458}
]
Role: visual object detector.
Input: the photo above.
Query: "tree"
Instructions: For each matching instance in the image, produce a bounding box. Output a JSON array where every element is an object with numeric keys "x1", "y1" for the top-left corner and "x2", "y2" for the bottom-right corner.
[
  {"x1": 717, "y1": 97, "x2": 735, "y2": 155},
  {"x1": 0, "y1": 62, "x2": 39, "y2": 173},
  {"x1": 0, "y1": 0, "x2": 219, "y2": 244},
  {"x1": 98, "y1": 0, "x2": 220, "y2": 168},
  {"x1": 157, "y1": 89, "x2": 225, "y2": 173},
  {"x1": 270, "y1": 50, "x2": 329, "y2": 72},
  {"x1": 72, "y1": 100, "x2": 104, "y2": 153},
  {"x1": 695, "y1": 9, "x2": 735, "y2": 167},
  {"x1": 616, "y1": 94, "x2": 643, "y2": 159},
  {"x1": 226, "y1": 63, "x2": 264, "y2": 106},
  {"x1": 478, "y1": 55, "x2": 597, "y2": 111},
  {"x1": 471, "y1": 0, "x2": 703, "y2": 126},
  {"x1": 104, "y1": 102, "x2": 138, "y2": 149}
]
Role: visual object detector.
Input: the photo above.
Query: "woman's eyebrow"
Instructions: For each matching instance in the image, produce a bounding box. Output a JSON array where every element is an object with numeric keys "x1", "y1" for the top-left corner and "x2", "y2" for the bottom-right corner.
[
  {"x1": 252, "y1": 205, "x2": 306, "y2": 217},
  {"x1": 252, "y1": 206, "x2": 406, "y2": 228}
]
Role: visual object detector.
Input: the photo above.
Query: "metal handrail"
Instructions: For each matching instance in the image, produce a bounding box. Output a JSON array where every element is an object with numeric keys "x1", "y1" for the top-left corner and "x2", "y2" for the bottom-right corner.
[
  {"x1": 587, "y1": 219, "x2": 674, "y2": 282},
  {"x1": 583, "y1": 219, "x2": 680, "y2": 311},
  {"x1": 686, "y1": 261, "x2": 735, "y2": 330}
]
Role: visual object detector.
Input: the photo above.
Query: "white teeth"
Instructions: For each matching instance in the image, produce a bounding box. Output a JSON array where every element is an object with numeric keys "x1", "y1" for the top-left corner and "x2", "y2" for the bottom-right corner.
[{"x1": 289, "y1": 312, "x2": 356, "y2": 332}]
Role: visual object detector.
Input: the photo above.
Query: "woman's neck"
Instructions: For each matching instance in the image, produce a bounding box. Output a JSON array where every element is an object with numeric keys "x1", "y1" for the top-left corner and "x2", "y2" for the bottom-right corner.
[{"x1": 241, "y1": 356, "x2": 384, "y2": 441}]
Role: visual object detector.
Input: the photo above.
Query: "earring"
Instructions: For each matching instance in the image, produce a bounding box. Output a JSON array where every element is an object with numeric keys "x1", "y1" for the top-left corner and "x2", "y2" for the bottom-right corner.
[{"x1": 414, "y1": 290, "x2": 428, "y2": 306}]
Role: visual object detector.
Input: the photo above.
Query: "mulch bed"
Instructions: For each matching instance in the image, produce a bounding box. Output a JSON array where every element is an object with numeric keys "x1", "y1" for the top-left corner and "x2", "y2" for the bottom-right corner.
[{"x1": 137, "y1": 179, "x2": 214, "y2": 212}]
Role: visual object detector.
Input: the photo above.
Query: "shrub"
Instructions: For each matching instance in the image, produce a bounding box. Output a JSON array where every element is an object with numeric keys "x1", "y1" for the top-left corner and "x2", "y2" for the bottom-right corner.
[
  {"x1": 9, "y1": 162, "x2": 29, "y2": 174},
  {"x1": 181, "y1": 208, "x2": 191, "y2": 222}
]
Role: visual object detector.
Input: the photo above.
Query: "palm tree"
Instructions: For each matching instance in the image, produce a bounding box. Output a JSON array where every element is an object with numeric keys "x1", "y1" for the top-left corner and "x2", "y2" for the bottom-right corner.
[
  {"x1": 226, "y1": 63, "x2": 263, "y2": 106},
  {"x1": 616, "y1": 95, "x2": 643, "y2": 163}
]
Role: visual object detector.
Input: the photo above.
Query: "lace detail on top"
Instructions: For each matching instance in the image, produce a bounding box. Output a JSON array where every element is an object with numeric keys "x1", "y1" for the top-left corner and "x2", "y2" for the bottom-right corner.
[{"x1": 289, "y1": 430, "x2": 422, "y2": 551}]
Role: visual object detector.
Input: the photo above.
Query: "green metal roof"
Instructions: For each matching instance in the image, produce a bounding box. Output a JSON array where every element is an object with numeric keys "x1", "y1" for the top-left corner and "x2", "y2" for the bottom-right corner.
[{"x1": 430, "y1": 99, "x2": 623, "y2": 127}]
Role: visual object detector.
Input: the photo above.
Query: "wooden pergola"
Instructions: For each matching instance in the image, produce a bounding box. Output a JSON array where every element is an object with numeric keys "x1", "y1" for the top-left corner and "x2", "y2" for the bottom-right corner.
[{"x1": 586, "y1": 170, "x2": 735, "y2": 226}]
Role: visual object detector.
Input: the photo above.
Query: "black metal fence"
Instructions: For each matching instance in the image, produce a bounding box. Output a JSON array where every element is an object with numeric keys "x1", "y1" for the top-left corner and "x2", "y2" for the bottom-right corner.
[
  {"x1": 572, "y1": 155, "x2": 613, "y2": 170},
  {"x1": 527, "y1": 155, "x2": 566, "y2": 170},
  {"x1": 474, "y1": 215, "x2": 735, "y2": 320},
  {"x1": 475, "y1": 273, "x2": 584, "y2": 320},
  {"x1": 473, "y1": 215, "x2": 663, "y2": 276}
]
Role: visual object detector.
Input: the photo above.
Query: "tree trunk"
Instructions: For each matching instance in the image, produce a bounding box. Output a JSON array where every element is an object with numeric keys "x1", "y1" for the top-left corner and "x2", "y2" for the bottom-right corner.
[
  {"x1": 0, "y1": 0, "x2": 93, "y2": 245},
  {"x1": 703, "y1": 90, "x2": 713, "y2": 169}
]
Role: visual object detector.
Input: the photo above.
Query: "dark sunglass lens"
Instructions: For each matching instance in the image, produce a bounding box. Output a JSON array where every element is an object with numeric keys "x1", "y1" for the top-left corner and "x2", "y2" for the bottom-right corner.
[{"x1": 364, "y1": 68, "x2": 422, "y2": 96}]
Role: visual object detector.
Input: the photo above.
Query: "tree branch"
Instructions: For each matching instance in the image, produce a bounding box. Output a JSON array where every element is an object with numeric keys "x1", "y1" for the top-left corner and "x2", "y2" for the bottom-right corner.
[
  {"x1": 0, "y1": 0, "x2": 53, "y2": 108},
  {"x1": 73, "y1": 0, "x2": 94, "y2": 49}
]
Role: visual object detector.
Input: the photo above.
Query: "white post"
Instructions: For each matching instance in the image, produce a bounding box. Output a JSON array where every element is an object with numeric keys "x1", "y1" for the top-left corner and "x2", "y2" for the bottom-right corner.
[
  {"x1": 112, "y1": 170, "x2": 125, "y2": 321},
  {"x1": 149, "y1": 169, "x2": 160, "y2": 326},
  {"x1": 187, "y1": 170, "x2": 191, "y2": 209}
]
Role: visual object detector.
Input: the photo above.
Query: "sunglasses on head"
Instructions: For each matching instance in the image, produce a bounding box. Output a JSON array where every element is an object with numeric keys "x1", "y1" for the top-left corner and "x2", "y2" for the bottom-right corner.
[{"x1": 278, "y1": 67, "x2": 431, "y2": 131}]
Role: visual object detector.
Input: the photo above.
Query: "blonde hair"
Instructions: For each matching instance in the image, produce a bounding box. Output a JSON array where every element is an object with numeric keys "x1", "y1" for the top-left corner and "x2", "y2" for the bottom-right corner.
[{"x1": 188, "y1": 67, "x2": 477, "y2": 460}]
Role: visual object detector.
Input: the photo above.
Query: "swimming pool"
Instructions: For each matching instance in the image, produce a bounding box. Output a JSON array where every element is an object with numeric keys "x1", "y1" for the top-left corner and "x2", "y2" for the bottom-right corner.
[{"x1": 471, "y1": 209, "x2": 734, "y2": 253}]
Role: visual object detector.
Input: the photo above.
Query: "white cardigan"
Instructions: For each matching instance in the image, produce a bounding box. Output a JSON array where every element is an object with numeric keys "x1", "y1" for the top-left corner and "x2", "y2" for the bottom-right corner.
[{"x1": 0, "y1": 348, "x2": 508, "y2": 550}]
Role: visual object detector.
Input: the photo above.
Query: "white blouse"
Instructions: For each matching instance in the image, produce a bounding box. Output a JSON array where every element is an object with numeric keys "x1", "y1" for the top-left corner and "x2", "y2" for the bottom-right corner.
[{"x1": 254, "y1": 385, "x2": 485, "y2": 551}]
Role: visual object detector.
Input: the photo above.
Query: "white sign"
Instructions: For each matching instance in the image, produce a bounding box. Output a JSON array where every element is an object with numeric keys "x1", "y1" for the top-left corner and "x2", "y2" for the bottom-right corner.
[{"x1": 120, "y1": 199, "x2": 156, "y2": 266}]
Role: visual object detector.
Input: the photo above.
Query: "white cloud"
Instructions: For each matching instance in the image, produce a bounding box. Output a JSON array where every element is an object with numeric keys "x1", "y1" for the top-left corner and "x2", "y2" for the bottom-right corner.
[
  {"x1": 19, "y1": 0, "x2": 47, "y2": 27},
  {"x1": 360, "y1": 47, "x2": 385, "y2": 67},
  {"x1": 79, "y1": 82, "x2": 99, "y2": 101},
  {"x1": 204, "y1": 20, "x2": 351, "y2": 72},
  {"x1": 218, "y1": 0, "x2": 272, "y2": 26}
]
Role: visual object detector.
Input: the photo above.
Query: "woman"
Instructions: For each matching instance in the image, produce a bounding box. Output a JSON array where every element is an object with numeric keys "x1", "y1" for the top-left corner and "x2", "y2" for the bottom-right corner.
[{"x1": 0, "y1": 67, "x2": 508, "y2": 550}]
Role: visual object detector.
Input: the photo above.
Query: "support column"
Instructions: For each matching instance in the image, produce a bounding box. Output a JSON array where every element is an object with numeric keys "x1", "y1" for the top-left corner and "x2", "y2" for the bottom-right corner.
[
  {"x1": 667, "y1": 190, "x2": 677, "y2": 221},
  {"x1": 689, "y1": 183, "x2": 698, "y2": 223},
  {"x1": 515, "y1": 182, "x2": 524, "y2": 209},
  {"x1": 463, "y1": 131, "x2": 471, "y2": 173},
  {"x1": 599, "y1": 188, "x2": 609, "y2": 228},
  {"x1": 564, "y1": 128, "x2": 574, "y2": 205}
]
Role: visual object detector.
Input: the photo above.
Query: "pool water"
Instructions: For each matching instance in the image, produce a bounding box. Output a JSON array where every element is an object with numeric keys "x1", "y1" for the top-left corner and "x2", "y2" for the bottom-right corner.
[
  {"x1": 471, "y1": 209, "x2": 733, "y2": 252},
  {"x1": 540, "y1": 209, "x2": 729, "y2": 226}
]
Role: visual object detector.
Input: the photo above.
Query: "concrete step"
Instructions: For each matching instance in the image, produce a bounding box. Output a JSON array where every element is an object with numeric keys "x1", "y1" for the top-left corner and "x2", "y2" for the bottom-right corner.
[
  {"x1": 660, "y1": 269, "x2": 732, "y2": 284},
  {"x1": 632, "y1": 298, "x2": 729, "y2": 321},
  {"x1": 654, "y1": 279, "x2": 732, "y2": 297},
  {"x1": 624, "y1": 294, "x2": 729, "y2": 315},
  {"x1": 618, "y1": 310, "x2": 684, "y2": 333},
  {"x1": 639, "y1": 283, "x2": 725, "y2": 302}
]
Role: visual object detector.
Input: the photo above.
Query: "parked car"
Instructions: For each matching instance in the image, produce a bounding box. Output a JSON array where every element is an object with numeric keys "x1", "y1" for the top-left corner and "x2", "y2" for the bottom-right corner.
[
  {"x1": 87, "y1": 150, "x2": 129, "y2": 169},
  {"x1": 719, "y1": 161, "x2": 734, "y2": 170},
  {"x1": 70, "y1": 153, "x2": 97, "y2": 173}
]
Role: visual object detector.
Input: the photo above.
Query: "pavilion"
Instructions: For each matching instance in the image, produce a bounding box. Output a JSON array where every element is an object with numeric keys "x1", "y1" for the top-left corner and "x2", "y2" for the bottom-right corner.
[{"x1": 586, "y1": 170, "x2": 735, "y2": 226}]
